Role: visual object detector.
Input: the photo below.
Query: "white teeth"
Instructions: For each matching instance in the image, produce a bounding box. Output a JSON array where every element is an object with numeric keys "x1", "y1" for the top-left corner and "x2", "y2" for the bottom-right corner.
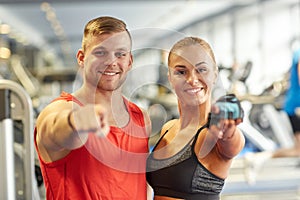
[
  {"x1": 99, "y1": 71, "x2": 117, "y2": 76},
  {"x1": 186, "y1": 88, "x2": 202, "y2": 94},
  {"x1": 187, "y1": 88, "x2": 199, "y2": 92}
]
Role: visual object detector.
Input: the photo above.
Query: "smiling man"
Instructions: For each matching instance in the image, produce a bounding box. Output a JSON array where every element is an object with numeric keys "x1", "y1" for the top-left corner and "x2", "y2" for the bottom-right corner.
[{"x1": 34, "y1": 16, "x2": 151, "y2": 200}]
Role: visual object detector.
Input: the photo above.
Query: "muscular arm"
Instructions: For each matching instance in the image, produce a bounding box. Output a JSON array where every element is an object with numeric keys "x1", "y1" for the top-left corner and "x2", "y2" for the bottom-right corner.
[
  {"x1": 36, "y1": 100, "x2": 85, "y2": 153},
  {"x1": 36, "y1": 100, "x2": 109, "y2": 161}
]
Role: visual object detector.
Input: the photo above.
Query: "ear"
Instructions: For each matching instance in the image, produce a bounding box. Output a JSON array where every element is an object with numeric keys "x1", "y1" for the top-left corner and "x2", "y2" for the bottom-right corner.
[
  {"x1": 76, "y1": 49, "x2": 85, "y2": 68},
  {"x1": 128, "y1": 53, "x2": 133, "y2": 70},
  {"x1": 213, "y1": 69, "x2": 218, "y2": 85},
  {"x1": 167, "y1": 70, "x2": 171, "y2": 83},
  {"x1": 167, "y1": 69, "x2": 174, "y2": 89}
]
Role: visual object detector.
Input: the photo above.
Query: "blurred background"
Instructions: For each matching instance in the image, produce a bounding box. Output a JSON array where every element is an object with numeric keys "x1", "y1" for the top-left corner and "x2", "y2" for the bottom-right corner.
[{"x1": 1, "y1": 0, "x2": 300, "y2": 199}]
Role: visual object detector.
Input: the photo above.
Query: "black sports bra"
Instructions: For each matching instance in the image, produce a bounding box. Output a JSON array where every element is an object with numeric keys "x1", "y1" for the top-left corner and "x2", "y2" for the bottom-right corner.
[{"x1": 146, "y1": 123, "x2": 225, "y2": 200}]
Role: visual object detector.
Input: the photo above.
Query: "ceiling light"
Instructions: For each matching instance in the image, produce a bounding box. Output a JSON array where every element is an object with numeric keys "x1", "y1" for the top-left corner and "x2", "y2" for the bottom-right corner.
[
  {"x1": 0, "y1": 24, "x2": 11, "y2": 35},
  {"x1": 0, "y1": 47, "x2": 11, "y2": 59}
]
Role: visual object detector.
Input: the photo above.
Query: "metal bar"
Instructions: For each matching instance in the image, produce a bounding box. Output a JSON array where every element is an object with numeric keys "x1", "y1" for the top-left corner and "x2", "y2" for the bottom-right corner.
[
  {"x1": 0, "y1": 89, "x2": 10, "y2": 120},
  {"x1": 0, "y1": 88, "x2": 15, "y2": 200}
]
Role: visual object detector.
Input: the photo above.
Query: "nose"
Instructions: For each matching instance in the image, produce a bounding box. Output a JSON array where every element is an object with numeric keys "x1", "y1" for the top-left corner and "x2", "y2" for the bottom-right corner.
[
  {"x1": 103, "y1": 53, "x2": 117, "y2": 67},
  {"x1": 186, "y1": 70, "x2": 199, "y2": 85}
]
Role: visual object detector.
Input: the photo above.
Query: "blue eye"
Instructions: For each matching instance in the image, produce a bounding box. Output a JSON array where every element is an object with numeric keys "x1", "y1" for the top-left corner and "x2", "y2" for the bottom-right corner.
[
  {"x1": 174, "y1": 70, "x2": 185, "y2": 75},
  {"x1": 95, "y1": 51, "x2": 106, "y2": 56},
  {"x1": 196, "y1": 67, "x2": 207, "y2": 73},
  {"x1": 115, "y1": 52, "x2": 126, "y2": 58}
]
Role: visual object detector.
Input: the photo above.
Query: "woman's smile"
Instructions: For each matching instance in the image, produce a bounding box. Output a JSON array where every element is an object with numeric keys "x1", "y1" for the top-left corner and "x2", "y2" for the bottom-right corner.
[{"x1": 184, "y1": 87, "x2": 204, "y2": 95}]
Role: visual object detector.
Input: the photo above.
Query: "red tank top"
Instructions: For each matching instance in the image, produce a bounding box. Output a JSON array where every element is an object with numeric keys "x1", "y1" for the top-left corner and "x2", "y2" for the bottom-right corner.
[{"x1": 34, "y1": 92, "x2": 149, "y2": 200}]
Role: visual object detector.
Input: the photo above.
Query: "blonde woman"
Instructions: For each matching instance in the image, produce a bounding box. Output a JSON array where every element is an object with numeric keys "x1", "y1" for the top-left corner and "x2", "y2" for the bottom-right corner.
[{"x1": 147, "y1": 37, "x2": 245, "y2": 200}]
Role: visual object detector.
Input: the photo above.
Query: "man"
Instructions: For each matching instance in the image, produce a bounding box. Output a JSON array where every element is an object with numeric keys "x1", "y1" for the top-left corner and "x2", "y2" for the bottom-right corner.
[{"x1": 35, "y1": 16, "x2": 151, "y2": 200}]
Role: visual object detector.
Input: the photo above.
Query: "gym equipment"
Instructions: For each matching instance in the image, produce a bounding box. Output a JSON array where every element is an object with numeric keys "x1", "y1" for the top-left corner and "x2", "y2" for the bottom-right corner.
[{"x1": 0, "y1": 79, "x2": 40, "y2": 200}]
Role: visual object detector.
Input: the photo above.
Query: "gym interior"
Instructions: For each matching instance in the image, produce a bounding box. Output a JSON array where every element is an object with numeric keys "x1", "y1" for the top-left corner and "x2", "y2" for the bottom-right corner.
[{"x1": 1, "y1": 0, "x2": 300, "y2": 199}]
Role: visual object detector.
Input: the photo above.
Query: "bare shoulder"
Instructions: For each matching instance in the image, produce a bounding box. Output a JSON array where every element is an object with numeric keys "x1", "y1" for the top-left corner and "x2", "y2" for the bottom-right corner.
[
  {"x1": 160, "y1": 119, "x2": 178, "y2": 136},
  {"x1": 36, "y1": 100, "x2": 78, "y2": 126},
  {"x1": 35, "y1": 99, "x2": 81, "y2": 162}
]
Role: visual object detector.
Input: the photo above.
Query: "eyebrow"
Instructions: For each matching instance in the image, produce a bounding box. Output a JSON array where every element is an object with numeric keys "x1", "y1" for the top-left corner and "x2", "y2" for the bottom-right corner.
[
  {"x1": 116, "y1": 47, "x2": 130, "y2": 52},
  {"x1": 93, "y1": 46, "x2": 129, "y2": 52},
  {"x1": 173, "y1": 62, "x2": 207, "y2": 69},
  {"x1": 195, "y1": 61, "x2": 208, "y2": 67},
  {"x1": 93, "y1": 46, "x2": 105, "y2": 51},
  {"x1": 174, "y1": 65, "x2": 186, "y2": 69}
]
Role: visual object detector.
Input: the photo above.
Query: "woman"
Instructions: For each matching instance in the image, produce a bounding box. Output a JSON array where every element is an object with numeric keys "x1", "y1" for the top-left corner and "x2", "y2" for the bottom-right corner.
[{"x1": 146, "y1": 37, "x2": 245, "y2": 200}]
